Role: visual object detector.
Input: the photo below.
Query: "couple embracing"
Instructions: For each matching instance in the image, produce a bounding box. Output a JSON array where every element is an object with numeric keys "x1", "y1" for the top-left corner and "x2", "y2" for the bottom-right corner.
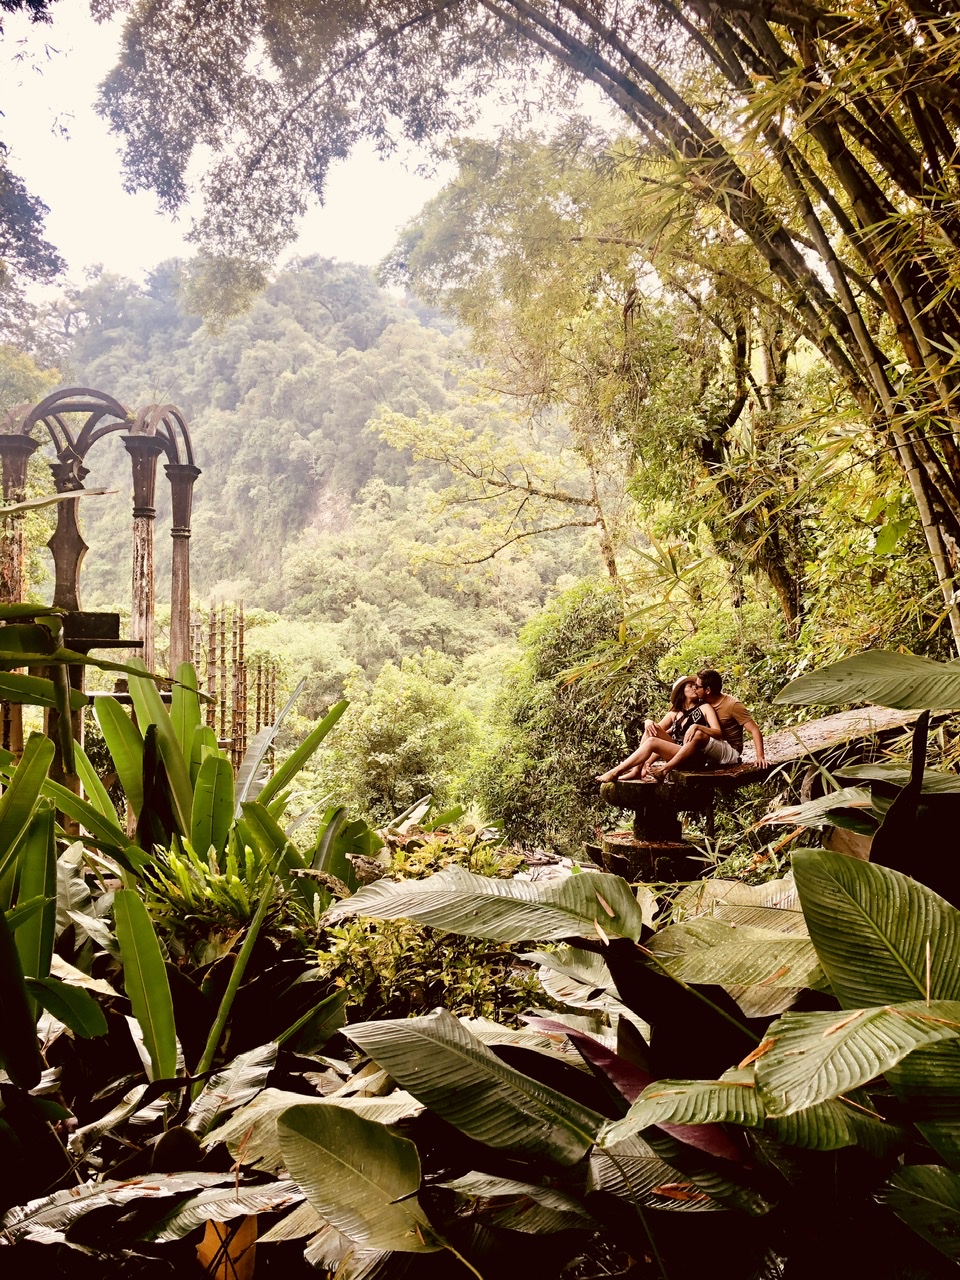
[{"x1": 596, "y1": 669, "x2": 767, "y2": 785}]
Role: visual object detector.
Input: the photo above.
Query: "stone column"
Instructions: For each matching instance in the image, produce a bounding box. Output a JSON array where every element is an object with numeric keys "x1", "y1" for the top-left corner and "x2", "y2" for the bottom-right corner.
[
  {"x1": 123, "y1": 436, "x2": 165, "y2": 674},
  {"x1": 164, "y1": 463, "x2": 201, "y2": 675},
  {"x1": 48, "y1": 458, "x2": 89, "y2": 612},
  {"x1": 0, "y1": 435, "x2": 40, "y2": 754}
]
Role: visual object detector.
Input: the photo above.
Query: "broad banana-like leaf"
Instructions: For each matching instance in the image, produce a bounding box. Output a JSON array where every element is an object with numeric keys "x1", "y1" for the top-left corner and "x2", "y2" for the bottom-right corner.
[
  {"x1": 94, "y1": 695, "x2": 145, "y2": 818},
  {"x1": 210, "y1": 1088, "x2": 425, "y2": 1175},
  {"x1": 346, "y1": 1009, "x2": 604, "y2": 1164},
  {"x1": 186, "y1": 1041, "x2": 279, "y2": 1137},
  {"x1": 647, "y1": 919, "x2": 821, "y2": 989},
  {"x1": 441, "y1": 1173, "x2": 592, "y2": 1232},
  {"x1": 756, "y1": 1000, "x2": 960, "y2": 1115},
  {"x1": 127, "y1": 658, "x2": 192, "y2": 835},
  {"x1": 327, "y1": 865, "x2": 650, "y2": 943},
  {"x1": 113, "y1": 888, "x2": 177, "y2": 1082},
  {"x1": 840, "y1": 761, "x2": 960, "y2": 792},
  {"x1": 0, "y1": 1172, "x2": 236, "y2": 1239},
  {"x1": 793, "y1": 849, "x2": 960, "y2": 1006},
  {"x1": 0, "y1": 672, "x2": 87, "y2": 709},
  {"x1": 169, "y1": 661, "x2": 202, "y2": 756},
  {"x1": 601, "y1": 1078, "x2": 764, "y2": 1147},
  {"x1": 769, "y1": 1094, "x2": 903, "y2": 1155},
  {"x1": 762, "y1": 787, "x2": 877, "y2": 834},
  {"x1": 14, "y1": 801, "x2": 57, "y2": 1000},
  {"x1": 0, "y1": 733, "x2": 55, "y2": 888},
  {"x1": 524, "y1": 946, "x2": 645, "y2": 1030},
  {"x1": 257, "y1": 699, "x2": 348, "y2": 810},
  {"x1": 190, "y1": 723, "x2": 219, "y2": 786},
  {"x1": 147, "y1": 1179, "x2": 303, "y2": 1241},
  {"x1": 776, "y1": 650, "x2": 960, "y2": 709},
  {"x1": 191, "y1": 753, "x2": 235, "y2": 857},
  {"x1": 25, "y1": 976, "x2": 107, "y2": 1038},
  {"x1": 463, "y1": 1016, "x2": 589, "y2": 1064},
  {"x1": 234, "y1": 677, "x2": 306, "y2": 810},
  {"x1": 0, "y1": 899, "x2": 43, "y2": 1087},
  {"x1": 886, "y1": 1040, "x2": 960, "y2": 1169},
  {"x1": 277, "y1": 1103, "x2": 439, "y2": 1253},
  {"x1": 74, "y1": 742, "x2": 120, "y2": 825},
  {"x1": 672, "y1": 874, "x2": 800, "y2": 920},
  {"x1": 588, "y1": 1134, "x2": 723, "y2": 1213},
  {"x1": 68, "y1": 1084, "x2": 148, "y2": 1156},
  {"x1": 41, "y1": 777, "x2": 134, "y2": 862},
  {"x1": 878, "y1": 1164, "x2": 960, "y2": 1261},
  {"x1": 259, "y1": 1200, "x2": 326, "y2": 1242}
]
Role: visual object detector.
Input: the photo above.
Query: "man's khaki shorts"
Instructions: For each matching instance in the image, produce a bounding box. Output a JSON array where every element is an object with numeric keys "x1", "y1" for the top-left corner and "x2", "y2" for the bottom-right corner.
[{"x1": 701, "y1": 737, "x2": 741, "y2": 767}]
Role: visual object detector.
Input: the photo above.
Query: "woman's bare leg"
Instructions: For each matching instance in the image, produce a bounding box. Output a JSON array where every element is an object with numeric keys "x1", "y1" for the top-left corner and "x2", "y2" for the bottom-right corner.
[{"x1": 598, "y1": 738, "x2": 679, "y2": 783}]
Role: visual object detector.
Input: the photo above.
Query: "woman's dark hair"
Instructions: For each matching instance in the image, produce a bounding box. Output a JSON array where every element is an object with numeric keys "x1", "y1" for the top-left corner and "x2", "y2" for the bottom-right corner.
[{"x1": 670, "y1": 677, "x2": 694, "y2": 712}]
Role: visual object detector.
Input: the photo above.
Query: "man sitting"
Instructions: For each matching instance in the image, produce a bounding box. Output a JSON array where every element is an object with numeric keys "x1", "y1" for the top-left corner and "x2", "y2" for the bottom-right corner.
[{"x1": 652, "y1": 669, "x2": 766, "y2": 780}]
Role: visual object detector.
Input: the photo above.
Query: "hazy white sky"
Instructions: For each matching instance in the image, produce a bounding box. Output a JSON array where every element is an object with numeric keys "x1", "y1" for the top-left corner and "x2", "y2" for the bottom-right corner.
[{"x1": 2, "y1": 0, "x2": 454, "y2": 282}]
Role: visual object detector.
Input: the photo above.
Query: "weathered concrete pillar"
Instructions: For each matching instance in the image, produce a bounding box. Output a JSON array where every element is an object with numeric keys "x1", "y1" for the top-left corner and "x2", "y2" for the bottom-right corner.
[
  {"x1": 48, "y1": 458, "x2": 89, "y2": 612},
  {"x1": 123, "y1": 436, "x2": 165, "y2": 673},
  {"x1": 0, "y1": 435, "x2": 40, "y2": 754},
  {"x1": 165, "y1": 463, "x2": 201, "y2": 675}
]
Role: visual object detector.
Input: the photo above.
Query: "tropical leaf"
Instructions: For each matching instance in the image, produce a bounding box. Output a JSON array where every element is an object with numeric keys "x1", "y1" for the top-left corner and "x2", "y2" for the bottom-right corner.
[
  {"x1": 186, "y1": 1042, "x2": 279, "y2": 1137},
  {"x1": 441, "y1": 1173, "x2": 592, "y2": 1232},
  {"x1": 878, "y1": 1164, "x2": 960, "y2": 1261},
  {"x1": 756, "y1": 1001, "x2": 960, "y2": 1115},
  {"x1": 345, "y1": 1009, "x2": 604, "y2": 1164},
  {"x1": 0, "y1": 672, "x2": 87, "y2": 709},
  {"x1": 647, "y1": 919, "x2": 821, "y2": 989},
  {"x1": 672, "y1": 875, "x2": 800, "y2": 920},
  {"x1": 792, "y1": 849, "x2": 960, "y2": 1006},
  {"x1": 0, "y1": 900, "x2": 43, "y2": 1088},
  {"x1": 776, "y1": 650, "x2": 960, "y2": 710},
  {"x1": 840, "y1": 762, "x2": 960, "y2": 793},
  {"x1": 113, "y1": 888, "x2": 178, "y2": 1081},
  {"x1": 258, "y1": 1200, "x2": 326, "y2": 1243},
  {"x1": 277, "y1": 1103, "x2": 439, "y2": 1252},
  {"x1": 588, "y1": 1134, "x2": 724, "y2": 1213},
  {"x1": 886, "y1": 1041, "x2": 960, "y2": 1170},
  {"x1": 169, "y1": 661, "x2": 202, "y2": 756},
  {"x1": 25, "y1": 976, "x2": 107, "y2": 1038},
  {"x1": 147, "y1": 1179, "x2": 303, "y2": 1242},
  {"x1": 0, "y1": 1172, "x2": 236, "y2": 1239},
  {"x1": 211, "y1": 1089, "x2": 425, "y2": 1175},
  {"x1": 769, "y1": 1095, "x2": 903, "y2": 1155},
  {"x1": 235, "y1": 677, "x2": 306, "y2": 810},
  {"x1": 68, "y1": 1084, "x2": 149, "y2": 1156},
  {"x1": 257, "y1": 699, "x2": 348, "y2": 809},
  {"x1": 191, "y1": 753, "x2": 235, "y2": 857},
  {"x1": 94, "y1": 694, "x2": 145, "y2": 818},
  {"x1": 0, "y1": 733, "x2": 55, "y2": 888},
  {"x1": 127, "y1": 659, "x2": 193, "y2": 835},
  {"x1": 601, "y1": 1077, "x2": 764, "y2": 1147},
  {"x1": 74, "y1": 743, "x2": 120, "y2": 826},
  {"x1": 762, "y1": 787, "x2": 877, "y2": 833},
  {"x1": 327, "y1": 865, "x2": 650, "y2": 942},
  {"x1": 14, "y1": 801, "x2": 57, "y2": 998}
]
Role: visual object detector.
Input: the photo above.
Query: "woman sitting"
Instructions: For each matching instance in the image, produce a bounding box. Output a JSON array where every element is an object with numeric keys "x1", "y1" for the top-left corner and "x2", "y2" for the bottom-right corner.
[{"x1": 595, "y1": 676, "x2": 722, "y2": 783}]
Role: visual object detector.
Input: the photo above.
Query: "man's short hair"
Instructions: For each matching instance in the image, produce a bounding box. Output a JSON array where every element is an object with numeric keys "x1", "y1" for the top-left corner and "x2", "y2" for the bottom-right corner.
[{"x1": 698, "y1": 669, "x2": 723, "y2": 696}]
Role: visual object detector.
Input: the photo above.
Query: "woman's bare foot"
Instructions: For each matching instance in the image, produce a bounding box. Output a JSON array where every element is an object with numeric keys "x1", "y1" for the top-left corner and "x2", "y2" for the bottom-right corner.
[{"x1": 596, "y1": 771, "x2": 618, "y2": 783}]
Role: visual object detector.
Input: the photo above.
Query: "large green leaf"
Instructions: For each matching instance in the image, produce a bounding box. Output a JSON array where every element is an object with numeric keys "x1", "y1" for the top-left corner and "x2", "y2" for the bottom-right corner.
[
  {"x1": 127, "y1": 659, "x2": 192, "y2": 835},
  {"x1": 209, "y1": 1089, "x2": 424, "y2": 1175},
  {"x1": 42, "y1": 777, "x2": 143, "y2": 867},
  {"x1": 756, "y1": 1001, "x2": 960, "y2": 1115},
  {"x1": 647, "y1": 919, "x2": 822, "y2": 989},
  {"x1": 346, "y1": 1009, "x2": 604, "y2": 1164},
  {"x1": 0, "y1": 900, "x2": 43, "y2": 1088},
  {"x1": 588, "y1": 1134, "x2": 726, "y2": 1213},
  {"x1": 234, "y1": 676, "x2": 305, "y2": 810},
  {"x1": 94, "y1": 695, "x2": 144, "y2": 818},
  {"x1": 14, "y1": 801, "x2": 57, "y2": 998},
  {"x1": 113, "y1": 888, "x2": 177, "y2": 1082},
  {"x1": 74, "y1": 742, "x2": 121, "y2": 824},
  {"x1": 0, "y1": 672, "x2": 87, "y2": 710},
  {"x1": 878, "y1": 1164, "x2": 960, "y2": 1261},
  {"x1": 762, "y1": 787, "x2": 878, "y2": 834},
  {"x1": 441, "y1": 1173, "x2": 592, "y2": 1232},
  {"x1": 793, "y1": 849, "x2": 960, "y2": 1006},
  {"x1": 25, "y1": 976, "x2": 108, "y2": 1038},
  {"x1": 601, "y1": 1077, "x2": 764, "y2": 1147},
  {"x1": 886, "y1": 1041, "x2": 960, "y2": 1169},
  {"x1": 776, "y1": 650, "x2": 960, "y2": 710},
  {"x1": 257, "y1": 698, "x2": 348, "y2": 809},
  {"x1": 185, "y1": 1041, "x2": 278, "y2": 1137},
  {"x1": 146, "y1": 1179, "x2": 304, "y2": 1242},
  {"x1": 0, "y1": 733, "x2": 55, "y2": 889},
  {"x1": 277, "y1": 1103, "x2": 439, "y2": 1253},
  {"x1": 327, "y1": 865, "x2": 651, "y2": 942},
  {"x1": 169, "y1": 662, "x2": 202, "y2": 756},
  {"x1": 190, "y1": 753, "x2": 235, "y2": 856}
]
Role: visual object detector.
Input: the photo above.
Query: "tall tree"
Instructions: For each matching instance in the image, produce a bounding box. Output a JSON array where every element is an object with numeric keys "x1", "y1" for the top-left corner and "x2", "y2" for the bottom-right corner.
[{"x1": 100, "y1": 0, "x2": 960, "y2": 645}]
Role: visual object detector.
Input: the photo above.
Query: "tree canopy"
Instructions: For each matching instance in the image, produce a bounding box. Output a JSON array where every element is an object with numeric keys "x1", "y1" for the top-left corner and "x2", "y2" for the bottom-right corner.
[{"x1": 98, "y1": 0, "x2": 960, "y2": 647}]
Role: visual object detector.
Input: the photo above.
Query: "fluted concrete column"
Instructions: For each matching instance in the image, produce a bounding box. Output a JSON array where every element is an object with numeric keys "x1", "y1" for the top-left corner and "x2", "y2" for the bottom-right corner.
[
  {"x1": 165, "y1": 463, "x2": 201, "y2": 675},
  {"x1": 123, "y1": 436, "x2": 165, "y2": 673}
]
